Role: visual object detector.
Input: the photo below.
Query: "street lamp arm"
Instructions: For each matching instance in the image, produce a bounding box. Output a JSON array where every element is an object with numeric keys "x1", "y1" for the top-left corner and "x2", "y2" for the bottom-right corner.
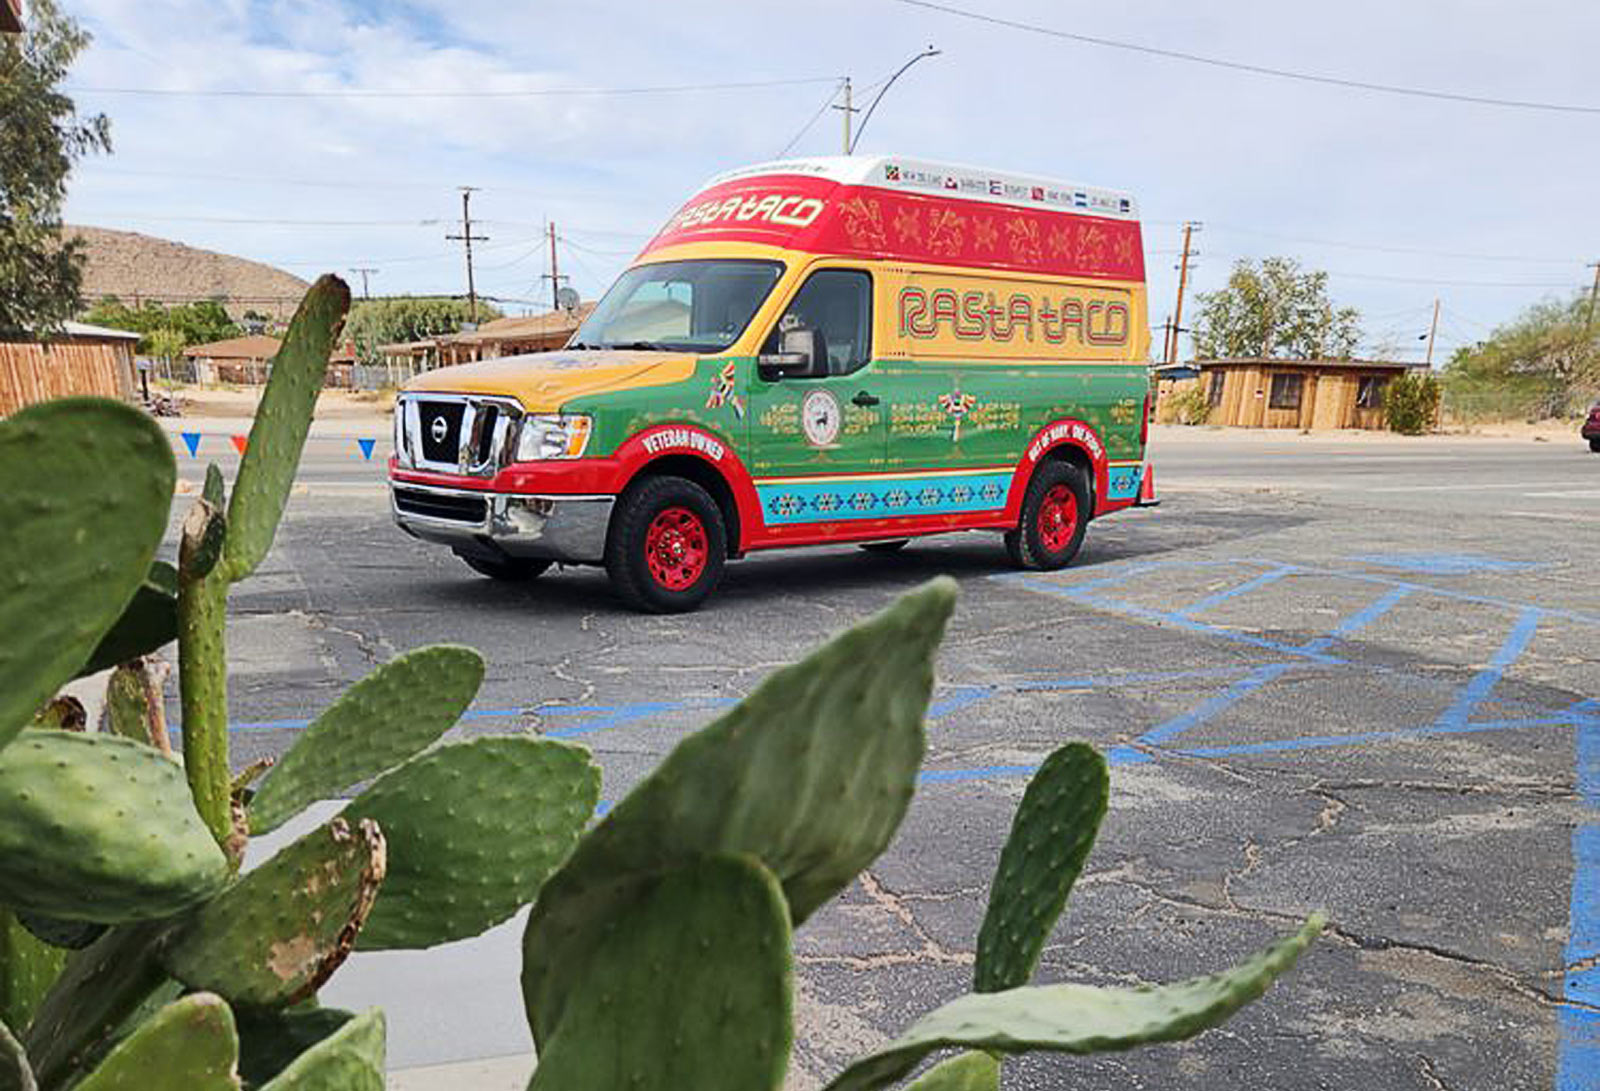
[{"x1": 849, "y1": 46, "x2": 941, "y2": 155}]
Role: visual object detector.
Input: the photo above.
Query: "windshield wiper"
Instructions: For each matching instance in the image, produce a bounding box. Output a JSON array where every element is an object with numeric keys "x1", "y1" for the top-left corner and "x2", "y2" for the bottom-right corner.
[
  {"x1": 566, "y1": 341, "x2": 600, "y2": 350},
  {"x1": 605, "y1": 341, "x2": 667, "y2": 351}
]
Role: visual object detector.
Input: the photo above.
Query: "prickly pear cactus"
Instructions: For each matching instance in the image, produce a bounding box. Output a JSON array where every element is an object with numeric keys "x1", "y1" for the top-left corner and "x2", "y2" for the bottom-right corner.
[
  {"x1": 161, "y1": 818, "x2": 385, "y2": 1008},
  {"x1": 523, "y1": 578, "x2": 957, "y2": 1045},
  {"x1": 823, "y1": 916, "x2": 1325, "y2": 1091},
  {"x1": 342, "y1": 737, "x2": 599, "y2": 951},
  {"x1": 0, "y1": 732, "x2": 228, "y2": 922},
  {"x1": 974, "y1": 742, "x2": 1108, "y2": 994},
  {"x1": 528, "y1": 855, "x2": 793, "y2": 1091},
  {"x1": 256, "y1": 1009, "x2": 384, "y2": 1091},
  {"x1": 248, "y1": 645, "x2": 487, "y2": 835},
  {"x1": 0, "y1": 1016, "x2": 32, "y2": 1091},
  {"x1": 902, "y1": 1051, "x2": 1000, "y2": 1091},
  {"x1": 0, "y1": 399, "x2": 175, "y2": 747},
  {"x1": 0, "y1": 911, "x2": 65, "y2": 1039},
  {"x1": 72, "y1": 993, "x2": 239, "y2": 1091}
]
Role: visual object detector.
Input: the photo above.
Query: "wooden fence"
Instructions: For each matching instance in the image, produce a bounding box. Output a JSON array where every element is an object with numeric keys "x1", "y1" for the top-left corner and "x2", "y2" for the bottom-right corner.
[{"x1": 0, "y1": 341, "x2": 135, "y2": 416}]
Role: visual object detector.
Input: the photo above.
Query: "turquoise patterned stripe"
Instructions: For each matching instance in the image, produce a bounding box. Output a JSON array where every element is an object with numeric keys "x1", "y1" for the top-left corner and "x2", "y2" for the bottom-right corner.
[
  {"x1": 757, "y1": 471, "x2": 1012, "y2": 525},
  {"x1": 1106, "y1": 463, "x2": 1143, "y2": 501}
]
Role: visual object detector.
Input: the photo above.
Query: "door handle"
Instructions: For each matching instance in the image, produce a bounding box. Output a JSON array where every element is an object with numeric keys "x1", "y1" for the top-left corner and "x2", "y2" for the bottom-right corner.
[{"x1": 852, "y1": 391, "x2": 880, "y2": 407}]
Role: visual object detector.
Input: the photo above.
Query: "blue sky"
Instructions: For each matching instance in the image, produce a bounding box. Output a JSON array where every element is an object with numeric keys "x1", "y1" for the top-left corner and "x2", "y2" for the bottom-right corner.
[{"x1": 56, "y1": 0, "x2": 1600, "y2": 361}]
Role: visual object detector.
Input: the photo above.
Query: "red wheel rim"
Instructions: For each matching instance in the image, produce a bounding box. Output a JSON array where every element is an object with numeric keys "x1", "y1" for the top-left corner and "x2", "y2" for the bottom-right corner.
[
  {"x1": 644, "y1": 507, "x2": 709, "y2": 591},
  {"x1": 1037, "y1": 484, "x2": 1078, "y2": 553}
]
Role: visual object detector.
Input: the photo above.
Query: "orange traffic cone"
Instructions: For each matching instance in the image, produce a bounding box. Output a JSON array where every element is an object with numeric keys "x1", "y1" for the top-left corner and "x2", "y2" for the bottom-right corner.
[{"x1": 1136, "y1": 464, "x2": 1159, "y2": 506}]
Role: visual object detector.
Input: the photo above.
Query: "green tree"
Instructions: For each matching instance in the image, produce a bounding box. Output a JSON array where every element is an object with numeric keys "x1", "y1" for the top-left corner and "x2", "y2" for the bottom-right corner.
[
  {"x1": 1441, "y1": 293, "x2": 1599, "y2": 419},
  {"x1": 0, "y1": 0, "x2": 111, "y2": 339},
  {"x1": 1192, "y1": 257, "x2": 1361, "y2": 361},
  {"x1": 81, "y1": 297, "x2": 240, "y2": 354},
  {"x1": 343, "y1": 297, "x2": 503, "y2": 364}
]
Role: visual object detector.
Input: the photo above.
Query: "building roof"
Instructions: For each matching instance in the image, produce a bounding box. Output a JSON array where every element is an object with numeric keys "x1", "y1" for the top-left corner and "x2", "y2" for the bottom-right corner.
[
  {"x1": 447, "y1": 305, "x2": 595, "y2": 345},
  {"x1": 183, "y1": 334, "x2": 282, "y2": 360},
  {"x1": 60, "y1": 321, "x2": 142, "y2": 342},
  {"x1": 1195, "y1": 357, "x2": 1429, "y2": 372}
]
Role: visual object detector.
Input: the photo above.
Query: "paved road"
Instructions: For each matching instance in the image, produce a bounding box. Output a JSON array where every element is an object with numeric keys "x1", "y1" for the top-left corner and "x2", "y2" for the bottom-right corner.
[{"x1": 161, "y1": 421, "x2": 1598, "y2": 1089}]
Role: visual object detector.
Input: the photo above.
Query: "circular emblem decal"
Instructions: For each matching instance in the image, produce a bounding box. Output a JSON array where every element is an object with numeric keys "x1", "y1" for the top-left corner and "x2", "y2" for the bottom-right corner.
[
  {"x1": 430, "y1": 415, "x2": 449, "y2": 443},
  {"x1": 801, "y1": 389, "x2": 842, "y2": 448}
]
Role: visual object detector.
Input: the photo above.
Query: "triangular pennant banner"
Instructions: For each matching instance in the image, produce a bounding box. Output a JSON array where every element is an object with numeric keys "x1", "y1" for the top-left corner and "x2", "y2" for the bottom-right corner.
[
  {"x1": 357, "y1": 438, "x2": 376, "y2": 461},
  {"x1": 181, "y1": 431, "x2": 202, "y2": 457},
  {"x1": 229, "y1": 435, "x2": 248, "y2": 455}
]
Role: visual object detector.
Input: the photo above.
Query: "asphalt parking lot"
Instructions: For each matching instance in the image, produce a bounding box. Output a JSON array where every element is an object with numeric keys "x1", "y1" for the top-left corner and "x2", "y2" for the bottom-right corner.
[{"x1": 164, "y1": 421, "x2": 1598, "y2": 1090}]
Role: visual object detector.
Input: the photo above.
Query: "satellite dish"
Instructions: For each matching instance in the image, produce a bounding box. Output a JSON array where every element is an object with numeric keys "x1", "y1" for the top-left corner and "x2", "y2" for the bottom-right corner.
[{"x1": 555, "y1": 286, "x2": 581, "y2": 313}]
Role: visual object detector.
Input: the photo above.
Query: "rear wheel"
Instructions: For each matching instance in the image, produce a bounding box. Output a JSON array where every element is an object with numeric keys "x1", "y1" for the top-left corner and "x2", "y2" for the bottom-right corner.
[
  {"x1": 456, "y1": 551, "x2": 552, "y2": 581},
  {"x1": 859, "y1": 539, "x2": 910, "y2": 554},
  {"x1": 1590, "y1": 438, "x2": 1600, "y2": 453},
  {"x1": 1004, "y1": 461, "x2": 1090, "y2": 571},
  {"x1": 605, "y1": 475, "x2": 727, "y2": 613}
]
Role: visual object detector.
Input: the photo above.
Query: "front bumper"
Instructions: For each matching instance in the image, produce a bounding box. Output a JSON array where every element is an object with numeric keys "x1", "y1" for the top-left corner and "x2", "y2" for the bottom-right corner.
[{"x1": 390, "y1": 483, "x2": 614, "y2": 565}]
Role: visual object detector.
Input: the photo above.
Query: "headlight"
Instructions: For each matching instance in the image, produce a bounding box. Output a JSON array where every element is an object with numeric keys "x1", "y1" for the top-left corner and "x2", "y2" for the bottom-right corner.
[{"x1": 515, "y1": 414, "x2": 593, "y2": 461}]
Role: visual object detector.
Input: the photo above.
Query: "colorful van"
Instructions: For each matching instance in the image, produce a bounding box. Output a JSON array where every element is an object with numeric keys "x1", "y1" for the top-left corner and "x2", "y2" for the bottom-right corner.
[{"x1": 389, "y1": 156, "x2": 1155, "y2": 611}]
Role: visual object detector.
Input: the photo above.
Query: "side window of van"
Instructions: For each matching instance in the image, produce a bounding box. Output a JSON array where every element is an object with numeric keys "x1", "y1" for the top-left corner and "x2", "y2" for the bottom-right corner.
[{"x1": 762, "y1": 269, "x2": 872, "y2": 375}]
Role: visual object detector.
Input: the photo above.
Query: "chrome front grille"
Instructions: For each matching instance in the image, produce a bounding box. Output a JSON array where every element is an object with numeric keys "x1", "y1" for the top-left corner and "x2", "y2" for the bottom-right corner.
[{"x1": 395, "y1": 393, "x2": 523, "y2": 476}]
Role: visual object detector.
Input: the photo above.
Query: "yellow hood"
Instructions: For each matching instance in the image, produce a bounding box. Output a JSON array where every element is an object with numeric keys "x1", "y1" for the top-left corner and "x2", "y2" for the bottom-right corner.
[{"x1": 403, "y1": 350, "x2": 699, "y2": 411}]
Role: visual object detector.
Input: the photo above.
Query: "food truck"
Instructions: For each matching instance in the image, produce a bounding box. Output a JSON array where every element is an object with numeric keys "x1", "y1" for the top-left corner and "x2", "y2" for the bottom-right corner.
[{"x1": 389, "y1": 156, "x2": 1154, "y2": 611}]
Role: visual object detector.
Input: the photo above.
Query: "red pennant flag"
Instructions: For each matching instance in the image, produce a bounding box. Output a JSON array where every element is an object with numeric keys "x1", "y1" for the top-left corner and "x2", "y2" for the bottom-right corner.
[{"x1": 230, "y1": 435, "x2": 248, "y2": 455}]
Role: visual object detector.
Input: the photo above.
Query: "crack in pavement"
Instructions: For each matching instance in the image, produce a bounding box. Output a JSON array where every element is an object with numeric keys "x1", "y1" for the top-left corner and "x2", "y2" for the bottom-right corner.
[{"x1": 797, "y1": 872, "x2": 972, "y2": 971}]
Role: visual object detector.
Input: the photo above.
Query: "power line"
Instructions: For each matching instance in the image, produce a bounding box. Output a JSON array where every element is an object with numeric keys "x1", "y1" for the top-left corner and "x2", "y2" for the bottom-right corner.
[
  {"x1": 1202, "y1": 221, "x2": 1585, "y2": 265},
  {"x1": 78, "y1": 212, "x2": 442, "y2": 227},
  {"x1": 890, "y1": 0, "x2": 1600, "y2": 116},
  {"x1": 65, "y1": 75, "x2": 841, "y2": 100},
  {"x1": 1322, "y1": 268, "x2": 1580, "y2": 288},
  {"x1": 778, "y1": 79, "x2": 845, "y2": 157}
]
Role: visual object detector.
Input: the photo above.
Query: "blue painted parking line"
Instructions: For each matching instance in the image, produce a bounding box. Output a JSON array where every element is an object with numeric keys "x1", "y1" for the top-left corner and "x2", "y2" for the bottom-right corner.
[
  {"x1": 1561, "y1": 707, "x2": 1600, "y2": 1088},
  {"x1": 1433, "y1": 608, "x2": 1542, "y2": 732},
  {"x1": 1294, "y1": 585, "x2": 1412, "y2": 654},
  {"x1": 1138, "y1": 662, "x2": 1299, "y2": 747},
  {"x1": 1173, "y1": 564, "x2": 1296, "y2": 618}
]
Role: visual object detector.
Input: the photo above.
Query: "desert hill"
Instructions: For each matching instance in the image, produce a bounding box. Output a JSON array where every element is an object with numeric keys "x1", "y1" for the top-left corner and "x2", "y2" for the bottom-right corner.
[{"x1": 66, "y1": 225, "x2": 309, "y2": 321}]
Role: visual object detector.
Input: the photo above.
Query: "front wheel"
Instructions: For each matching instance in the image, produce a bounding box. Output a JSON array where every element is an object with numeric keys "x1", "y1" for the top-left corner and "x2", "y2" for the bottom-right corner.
[
  {"x1": 1589, "y1": 438, "x2": 1600, "y2": 453},
  {"x1": 1004, "y1": 461, "x2": 1090, "y2": 571},
  {"x1": 605, "y1": 475, "x2": 727, "y2": 613},
  {"x1": 859, "y1": 539, "x2": 910, "y2": 554},
  {"x1": 456, "y1": 551, "x2": 552, "y2": 582}
]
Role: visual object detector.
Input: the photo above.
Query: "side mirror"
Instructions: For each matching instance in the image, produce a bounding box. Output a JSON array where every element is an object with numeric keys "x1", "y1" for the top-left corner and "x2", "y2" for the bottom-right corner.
[{"x1": 758, "y1": 328, "x2": 828, "y2": 380}]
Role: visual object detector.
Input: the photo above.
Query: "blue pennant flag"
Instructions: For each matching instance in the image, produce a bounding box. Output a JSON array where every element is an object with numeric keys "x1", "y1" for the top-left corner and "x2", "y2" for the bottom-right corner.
[
  {"x1": 181, "y1": 432, "x2": 202, "y2": 457},
  {"x1": 357, "y1": 438, "x2": 376, "y2": 461}
]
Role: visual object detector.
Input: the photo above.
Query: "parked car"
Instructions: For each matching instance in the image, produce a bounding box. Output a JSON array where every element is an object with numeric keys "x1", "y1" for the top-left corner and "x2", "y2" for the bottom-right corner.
[{"x1": 1585, "y1": 403, "x2": 1600, "y2": 452}]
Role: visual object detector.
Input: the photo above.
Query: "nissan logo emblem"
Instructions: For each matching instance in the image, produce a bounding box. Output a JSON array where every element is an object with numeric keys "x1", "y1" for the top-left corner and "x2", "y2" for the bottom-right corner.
[{"x1": 430, "y1": 416, "x2": 448, "y2": 443}]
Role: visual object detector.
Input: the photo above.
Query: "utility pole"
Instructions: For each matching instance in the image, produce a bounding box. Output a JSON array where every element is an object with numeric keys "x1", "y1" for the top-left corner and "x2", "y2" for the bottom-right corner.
[
  {"x1": 446, "y1": 187, "x2": 488, "y2": 322},
  {"x1": 1167, "y1": 222, "x2": 1201, "y2": 366},
  {"x1": 1159, "y1": 314, "x2": 1173, "y2": 368},
  {"x1": 1587, "y1": 262, "x2": 1600, "y2": 332},
  {"x1": 541, "y1": 222, "x2": 570, "y2": 311},
  {"x1": 1424, "y1": 297, "x2": 1441, "y2": 366},
  {"x1": 349, "y1": 267, "x2": 377, "y2": 300},
  {"x1": 833, "y1": 77, "x2": 857, "y2": 155}
]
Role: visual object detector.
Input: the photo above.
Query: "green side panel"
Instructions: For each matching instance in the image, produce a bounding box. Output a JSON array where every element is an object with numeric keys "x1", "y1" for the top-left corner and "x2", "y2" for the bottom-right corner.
[
  {"x1": 236, "y1": 1008, "x2": 354, "y2": 1090},
  {"x1": 160, "y1": 818, "x2": 384, "y2": 1008},
  {"x1": 566, "y1": 357, "x2": 747, "y2": 461},
  {"x1": 0, "y1": 911, "x2": 66, "y2": 1034},
  {"x1": 74, "y1": 993, "x2": 239, "y2": 1091},
  {"x1": 522, "y1": 578, "x2": 955, "y2": 1047},
  {"x1": 248, "y1": 645, "x2": 487, "y2": 835},
  {"x1": 974, "y1": 743, "x2": 1108, "y2": 993},
  {"x1": 224, "y1": 275, "x2": 351, "y2": 582},
  {"x1": 257, "y1": 1009, "x2": 384, "y2": 1091},
  {"x1": 527, "y1": 856, "x2": 792, "y2": 1091},
  {"x1": 342, "y1": 737, "x2": 599, "y2": 951},
  {"x1": 0, "y1": 732, "x2": 228, "y2": 924},
  {"x1": 823, "y1": 917, "x2": 1325, "y2": 1091},
  {"x1": 79, "y1": 561, "x2": 179, "y2": 679},
  {"x1": 903, "y1": 1051, "x2": 1000, "y2": 1091},
  {"x1": 0, "y1": 399, "x2": 175, "y2": 748}
]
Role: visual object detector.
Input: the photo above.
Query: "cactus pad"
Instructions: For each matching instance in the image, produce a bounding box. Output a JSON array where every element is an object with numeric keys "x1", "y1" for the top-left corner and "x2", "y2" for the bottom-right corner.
[
  {"x1": 974, "y1": 743, "x2": 1108, "y2": 993},
  {"x1": 223, "y1": 275, "x2": 350, "y2": 582},
  {"x1": 249, "y1": 645, "x2": 487, "y2": 835},
  {"x1": 79, "y1": 562, "x2": 179, "y2": 679},
  {"x1": 15, "y1": 911, "x2": 104, "y2": 952},
  {"x1": 0, "y1": 1017, "x2": 32, "y2": 1091},
  {"x1": 343, "y1": 736, "x2": 598, "y2": 950},
  {"x1": 256, "y1": 1009, "x2": 384, "y2": 1091},
  {"x1": 0, "y1": 911, "x2": 67, "y2": 1037},
  {"x1": 903, "y1": 1051, "x2": 999, "y2": 1091},
  {"x1": 0, "y1": 731, "x2": 228, "y2": 922},
  {"x1": 0, "y1": 399, "x2": 175, "y2": 747},
  {"x1": 822, "y1": 916, "x2": 1325, "y2": 1091},
  {"x1": 235, "y1": 1008, "x2": 354, "y2": 1089},
  {"x1": 523, "y1": 578, "x2": 955, "y2": 1044},
  {"x1": 73, "y1": 993, "x2": 239, "y2": 1091},
  {"x1": 528, "y1": 855, "x2": 792, "y2": 1091},
  {"x1": 161, "y1": 817, "x2": 385, "y2": 1007}
]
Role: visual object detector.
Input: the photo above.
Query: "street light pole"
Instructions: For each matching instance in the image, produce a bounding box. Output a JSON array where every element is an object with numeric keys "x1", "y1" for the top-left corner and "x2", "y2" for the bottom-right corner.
[{"x1": 848, "y1": 46, "x2": 940, "y2": 155}]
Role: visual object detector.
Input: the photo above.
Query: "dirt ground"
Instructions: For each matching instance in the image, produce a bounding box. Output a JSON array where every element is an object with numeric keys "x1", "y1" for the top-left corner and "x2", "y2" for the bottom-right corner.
[{"x1": 170, "y1": 385, "x2": 394, "y2": 420}]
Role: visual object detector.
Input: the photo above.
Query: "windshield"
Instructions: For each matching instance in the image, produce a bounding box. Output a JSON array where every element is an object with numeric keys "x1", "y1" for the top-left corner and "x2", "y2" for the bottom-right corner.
[{"x1": 569, "y1": 259, "x2": 783, "y2": 353}]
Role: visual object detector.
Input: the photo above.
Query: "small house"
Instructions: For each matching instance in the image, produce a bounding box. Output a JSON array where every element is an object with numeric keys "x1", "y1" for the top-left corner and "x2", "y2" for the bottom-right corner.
[
  {"x1": 183, "y1": 334, "x2": 281, "y2": 385},
  {"x1": 1156, "y1": 358, "x2": 1430, "y2": 430}
]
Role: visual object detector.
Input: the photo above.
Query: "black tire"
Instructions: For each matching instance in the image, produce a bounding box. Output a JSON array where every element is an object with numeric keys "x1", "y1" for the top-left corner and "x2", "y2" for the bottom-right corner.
[
  {"x1": 1003, "y1": 461, "x2": 1091, "y2": 571},
  {"x1": 605, "y1": 475, "x2": 727, "y2": 613},
  {"x1": 859, "y1": 539, "x2": 910, "y2": 554},
  {"x1": 456, "y1": 551, "x2": 552, "y2": 581},
  {"x1": 1590, "y1": 438, "x2": 1600, "y2": 453}
]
